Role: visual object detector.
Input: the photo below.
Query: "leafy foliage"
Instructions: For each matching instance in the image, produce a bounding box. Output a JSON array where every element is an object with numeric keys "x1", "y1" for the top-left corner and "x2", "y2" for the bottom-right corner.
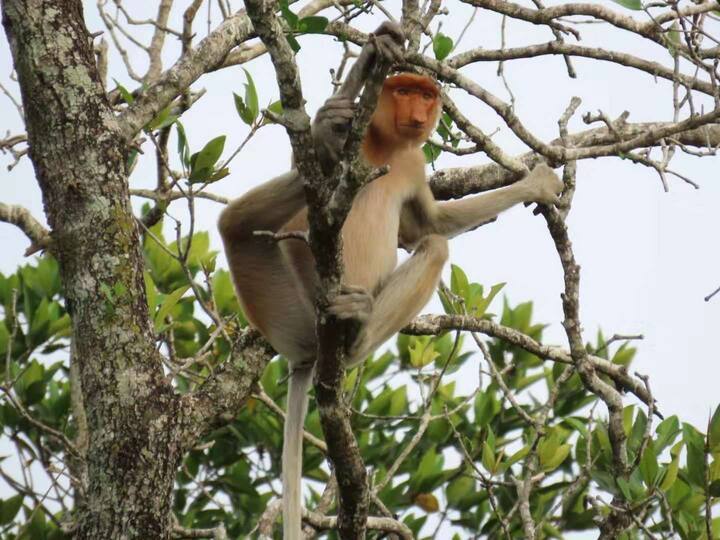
[{"x1": 0, "y1": 253, "x2": 717, "y2": 538}]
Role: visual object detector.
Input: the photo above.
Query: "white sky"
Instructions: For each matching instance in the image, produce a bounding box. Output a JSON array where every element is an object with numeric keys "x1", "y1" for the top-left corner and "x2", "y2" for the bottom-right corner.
[{"x1": 0, "y1": 0, "x2": 718, "y2": 475}]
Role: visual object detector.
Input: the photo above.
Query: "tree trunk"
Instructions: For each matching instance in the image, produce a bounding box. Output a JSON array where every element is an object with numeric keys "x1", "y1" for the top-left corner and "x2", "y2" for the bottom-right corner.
[{"x1": 2, "y1": 1, "x2": 182, "y2": 537}]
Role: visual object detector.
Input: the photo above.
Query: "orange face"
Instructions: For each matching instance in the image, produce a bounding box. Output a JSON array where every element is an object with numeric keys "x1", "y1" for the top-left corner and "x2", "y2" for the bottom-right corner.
[
  {"x1": 371, "y1": 73, "x2": 441, "y2": 145},
  {"x1": 391, "y1": 85, "x2": 439, "y2": 138}
]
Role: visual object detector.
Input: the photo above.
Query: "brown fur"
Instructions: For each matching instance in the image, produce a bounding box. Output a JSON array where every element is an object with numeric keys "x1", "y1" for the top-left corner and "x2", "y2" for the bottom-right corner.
[{"x1": 218, "y1": 71, "x2": 563, "y2": 539}]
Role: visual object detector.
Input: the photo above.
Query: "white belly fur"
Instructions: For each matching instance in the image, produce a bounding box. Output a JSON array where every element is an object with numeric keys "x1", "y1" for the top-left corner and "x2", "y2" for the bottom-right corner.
[{"x1": 342, "y1": 177, "x2": 400, "y2": 290}]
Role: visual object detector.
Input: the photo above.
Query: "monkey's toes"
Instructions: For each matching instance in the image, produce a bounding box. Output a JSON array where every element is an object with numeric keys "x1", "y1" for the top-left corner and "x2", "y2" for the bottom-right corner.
[{"x1": 327, "y1": 286, "x2": 373, "y2": 322}]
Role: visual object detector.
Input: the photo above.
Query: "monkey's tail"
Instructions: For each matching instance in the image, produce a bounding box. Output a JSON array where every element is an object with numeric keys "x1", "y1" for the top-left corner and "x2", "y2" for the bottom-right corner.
[{"x1": 283, "y1": 367, "x2": 313, "y2": 540}]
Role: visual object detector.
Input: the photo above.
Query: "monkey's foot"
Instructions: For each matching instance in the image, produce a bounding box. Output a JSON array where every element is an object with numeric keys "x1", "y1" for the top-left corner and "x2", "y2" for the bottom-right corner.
[
  {"x1": 523, "y1": 163, "x2": 564, "y2": 205},
  {"x1": 327, "y1": 285, "x2": 373, "y2": 322}
]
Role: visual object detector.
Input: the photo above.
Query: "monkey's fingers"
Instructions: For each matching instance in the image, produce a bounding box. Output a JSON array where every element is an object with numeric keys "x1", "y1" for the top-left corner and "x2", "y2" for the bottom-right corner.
[
  {"x1": 327, "y1": 109, "x2": 356, "y2": 121},
  {"x1": 339, "y1": 284, "x2": 370, "y2": 295},
  {"x1": 321, "y1": 97, "x2": 356, "y2": 110},
  {"x1": 375, "y1": 38, "x2": 405, "y2": 64},
  {"x1": 328, "y1": 286, "x2": 373, "y2": 321},
  {"x1": 329, "y1": 292, "x2": 372, "y2": 306},
  {"x1": 327, "y1": 301, "x2": 372, "y2": 322},
  {"x1": 374, "y1": 21, "x2": 405, "y2": 46}
]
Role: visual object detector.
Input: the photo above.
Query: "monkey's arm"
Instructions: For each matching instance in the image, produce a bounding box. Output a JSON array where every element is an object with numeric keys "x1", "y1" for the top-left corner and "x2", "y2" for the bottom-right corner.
[
  {"x1": 401, "y1": 164, "x2": 563, "y2": 244},
  {"x1": 312, "y1": 22, "x2": 404, "y2": 173}
]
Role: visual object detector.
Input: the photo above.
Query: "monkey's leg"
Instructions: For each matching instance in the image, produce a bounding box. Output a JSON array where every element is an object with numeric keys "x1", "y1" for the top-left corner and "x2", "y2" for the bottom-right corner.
[
  {"x1": 218, "y1": 170, "x2": 305, "y2": 241},
  {"x1": 432, "y1": 165, "x2": 563, "y2": 238},
  {"x1": 223, "y1": 238, "x2": 316, "y2": 360},
  {"x1": 342, "y1": 234, "x2": 449, "y2": 365},
  {"x1": 222, "y1": 237, "x2": 316, "y2": 540}
]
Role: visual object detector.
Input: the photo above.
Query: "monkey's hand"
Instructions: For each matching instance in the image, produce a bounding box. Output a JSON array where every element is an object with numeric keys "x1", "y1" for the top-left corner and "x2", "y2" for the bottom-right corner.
[
  {"x1": 369, "y1": 21, "x2": 406, "y2": 64},
  {"x1": 312, "y1": 95, "x2": 356, "y2": 172},
  {"x1": 521, "y1": 163, "x2": 564, "y2": 205},
  {"x1": 327, "y1": 284, "x2": 373, "y2": 323}
]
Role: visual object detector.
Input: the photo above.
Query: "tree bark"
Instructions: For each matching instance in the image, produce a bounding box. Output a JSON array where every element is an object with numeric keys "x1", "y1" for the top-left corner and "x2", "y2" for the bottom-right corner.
[{"x1": 2, "y1": 1, "x2": 183, "y2": 537}]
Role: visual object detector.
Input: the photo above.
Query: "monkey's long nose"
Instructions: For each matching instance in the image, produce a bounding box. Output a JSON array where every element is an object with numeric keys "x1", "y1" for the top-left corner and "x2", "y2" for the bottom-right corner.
[{"x1": 410, "y1": 112, "x2": 427, "y2": 126}]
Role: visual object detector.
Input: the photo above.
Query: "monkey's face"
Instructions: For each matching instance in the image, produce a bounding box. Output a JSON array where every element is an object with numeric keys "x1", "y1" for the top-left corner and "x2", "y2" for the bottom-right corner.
[
  {"x1": 369, "y1": 73, "x2": 441, "y2": 146},
  {"x1": 391, "y1": 86, "x2": 439, "y2": 141}
]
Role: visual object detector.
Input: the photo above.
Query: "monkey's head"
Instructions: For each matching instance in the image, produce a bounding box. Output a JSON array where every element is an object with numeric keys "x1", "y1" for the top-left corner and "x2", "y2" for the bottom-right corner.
[{"x1": 370, "y1": 73, "x2": 441, "y2": 146}]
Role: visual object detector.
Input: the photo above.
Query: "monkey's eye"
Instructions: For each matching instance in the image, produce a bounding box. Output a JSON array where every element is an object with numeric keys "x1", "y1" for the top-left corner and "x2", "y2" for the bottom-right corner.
[
  {"x1": 422, "y1": 91, "x2": 435, "y2": 100},
  {"x1": 396, "y1": 88, "x2": 410, "y2": 97}
]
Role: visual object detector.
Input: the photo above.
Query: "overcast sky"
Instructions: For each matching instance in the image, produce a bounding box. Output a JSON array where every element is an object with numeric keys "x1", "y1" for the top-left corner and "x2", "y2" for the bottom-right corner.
[{"x1": 1, "y1": 0, "x2": 718, "y2": 436}]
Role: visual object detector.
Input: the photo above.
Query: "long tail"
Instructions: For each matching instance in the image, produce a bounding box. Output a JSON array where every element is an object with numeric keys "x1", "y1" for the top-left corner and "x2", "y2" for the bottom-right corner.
[{"x1": 283, "y1": 367, "x2": 313, "y2": 540}]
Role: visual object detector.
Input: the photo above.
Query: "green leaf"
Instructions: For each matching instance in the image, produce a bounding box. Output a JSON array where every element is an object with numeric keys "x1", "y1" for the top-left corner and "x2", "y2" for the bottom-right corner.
[
  {"x1": 0, "y1": 494, "x2": 23, "y2": 525},
  {"x1": 154, "y1": 285, "x2": 190, "y2": 331},
  {"x1": 233, "y1": 93, "x2": 251, "y2": 125},
  {"x1": 709, "y1": 480, "x2": 720, "y2": 497},
  {"x1": 212, "y1": 270, "x2": 241, "y2": 319},
  {"x1": 236, "y1": 68, "x2": 259, "y2": 125},
  {"x1": 611, "y1": 0, "x2": 642, "y2": 9},
  {"x1": 297, "y1": 16, "x2": 328, "y2": 34},
  {"x1": 176, "y1": 121, "x2": 191, "y2": 168},
  {"x1": 144, "y1": 272, "x2": 158, "y2": 315},
  {"x1": 709, "y1": 403, "x2": 720, "y2": 451},
  {"x1": 660, "y1": 449, "x2": 681, "y2": 491},
  {"x1": 279, "y1": 0, "x2": 299, "y2": 29},
  {"x1": 684, "y1": 424, "x2": 706, "y2": 488},
  {"x1": 541, "y1": 444, "x2": 571, "y2": 472},
  {"x1": 146, "y1": 105, "x2": 177, "y2": 131},
  {"x1": 408, "y1": 337, "x2": 439, "y2": 368},
  {"x1": 655, "y1": 415, "x2": 681, "y2": 453},
  {"x1": 611, "y1": 343, "x2": 636, "y2": 366},
  {"x1": 388, "y1": 386, "x2": 407, "y2": 416},
  {"x1": 422, "y1": 142, "x2": 441, "y2": 164},
  {"x1": 505, "y1": 445, "x2": 530, "y2": 468},
  {"x1": 450, "y1": 264, "x2": 469, "y2": 299},
  {"x1": 412, "y1": 447, "x2": 442, "y2": 490},
  {"x1": 639, "y1": 442, "x2": 659, "y2": 487},
  {"x1": 19, "y1": 360, "x2": 45, "y2": 405},
  {"x1": 562, "y1": 417, "x2": 589, "y2": 439},
  {"x1": 474, "y1": 391, "x2": 500, "y2": 427},
  {"x1": 189, "y1": 135, "x2": 226, "y2": 182},
  {"x1": 366, "y1": 387, "x2": 393, "y2": 416},
  {"x1": 286, "y1": 33, "x2": 301, "y2": 53},
  {"x1": 0, "y1": 323, "x2": 8, "y2": 356},
  {"x1": 616, "y1": 477, "x2": 632, "y2": 500},
  {"x1": 205, "y1": 167, "x2": 230, "y2": 183},
  {"x1": 433, "y1": 32, "x2": 453, "y2": 61},
  {"x1": 446, "y1": 476, "x2": 474, "y2": 507},
  {"x1": 482, "y1": 441, "x2": 496, "y2": 474},
  {"x1": 262, "y1": 99, "x2": 284, "y2": 125},
  {"x1": 113, "y1": 79, "x2": 134, "y2": 104}
]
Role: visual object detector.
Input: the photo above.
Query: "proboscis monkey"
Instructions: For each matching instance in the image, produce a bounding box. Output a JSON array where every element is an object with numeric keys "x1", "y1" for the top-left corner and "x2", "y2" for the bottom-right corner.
[{"x1": 218, "y1": 21, "x2": 563, "y2": 539}]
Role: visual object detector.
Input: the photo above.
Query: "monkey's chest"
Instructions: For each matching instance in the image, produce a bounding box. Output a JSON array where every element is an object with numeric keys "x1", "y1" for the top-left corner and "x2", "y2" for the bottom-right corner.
[{"x1": 341, "y1": 185, "x2": 402, "y2": 290}]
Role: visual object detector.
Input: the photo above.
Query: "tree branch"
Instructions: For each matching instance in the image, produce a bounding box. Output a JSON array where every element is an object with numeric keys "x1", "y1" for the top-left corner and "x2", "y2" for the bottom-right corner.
[
  {"x1": 448, "y1": 41, "x2": 716, "y2": 96},
  {"x1": 119, "y1": 8, "x2": 255, "y2": 140},
  {"x1": 427, "y1": 121, "x2": 720, "y2": 200},
  {"x1": 178, "y1": 328, "x2": 274, "y2": 449},
  {"x1": 403, "y1": 314, "x2": 657, "y2": 415},
  {"x1": 0, "y1": 203, "x2": 51, "y2": 255},
  {"x1": 464, "y1": 0, "x2": 719, "y2": 61}
]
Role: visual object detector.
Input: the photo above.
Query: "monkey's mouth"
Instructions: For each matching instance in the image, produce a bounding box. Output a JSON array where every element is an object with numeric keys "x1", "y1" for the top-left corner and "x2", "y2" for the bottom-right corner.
[{"x1": 398, "y1": 123, "x2": 426, "y2": 132}]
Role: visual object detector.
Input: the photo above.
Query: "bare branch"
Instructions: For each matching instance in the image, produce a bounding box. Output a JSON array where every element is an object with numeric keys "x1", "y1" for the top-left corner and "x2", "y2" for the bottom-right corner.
[
  {"x1": 0, "y1": 203, "x2": 51, "y2": 255},
  {"x1": 427, "y1": 121, "x2": 720, "y2": 200},
  {"x1": 449, "y1": 41, "x2": 716, "y2": 96},
  {"x1": 119, "y1": 9, "x2": 255, "y2": 140},
  {"x1": 403, "y1": 314, "x2": 658, "y2": 415},
  {"x1": 178, "y1": 328, "x2": 274, "y2": 449}
]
